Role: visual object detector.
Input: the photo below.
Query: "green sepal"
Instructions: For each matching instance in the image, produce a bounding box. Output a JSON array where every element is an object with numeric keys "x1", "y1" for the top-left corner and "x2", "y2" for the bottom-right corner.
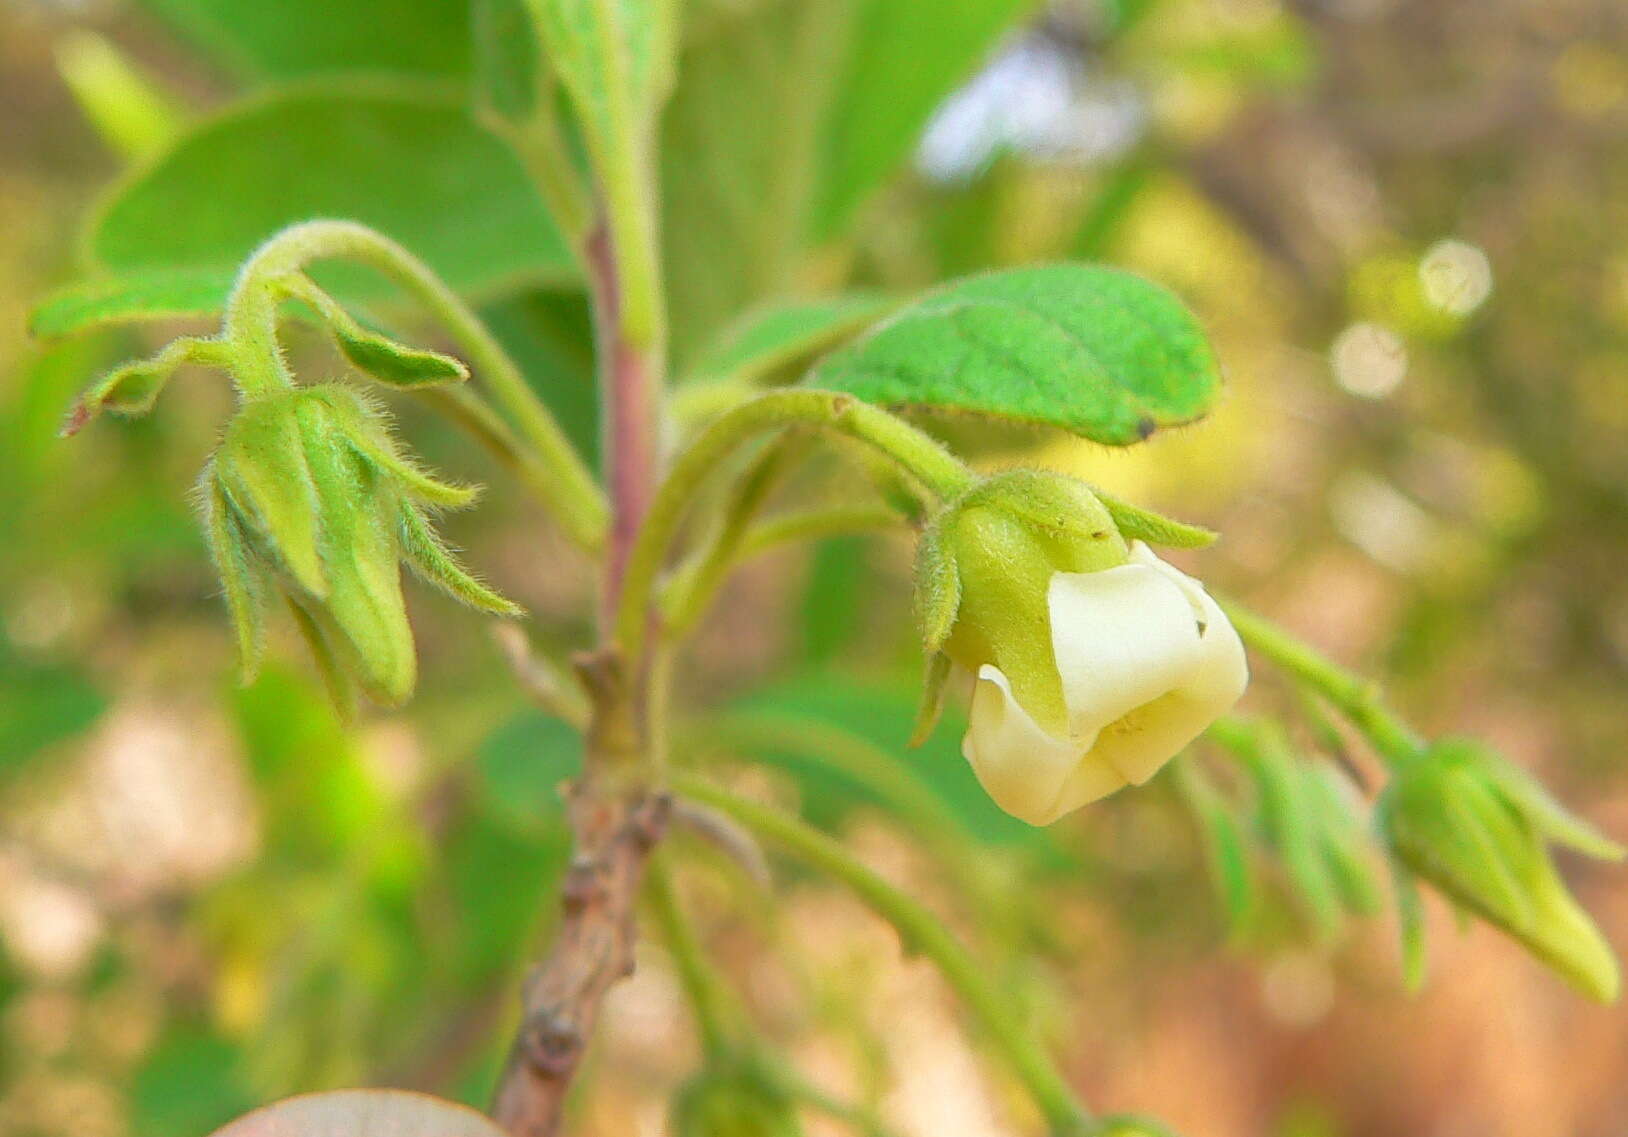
[
  {"x1": 201, "y1": 473, "x2": 268, "y2": 682},
  {"x1": 922, "y1": 469, "x2": 1131, "y2": 734},
  {"x1": 311, "y1": 385, "x2": 481, "y2": 508},
  {"x1": 283, "y1": 276, "x2": 470, "y2": 388},
  {"x1": 295, "y1": 396, "x2": 418, "y2": 706},
  {"x1": 1389, "y1": 857, "x2": 1428, "y2": 992},
  {"x1": 1306, "y1": 763, "x2": 1384, "y2": 917},
  {"x1": 1093, "y1": 488, "x2": 1218, "y2": 549},
  {"x1": 283, "y1": 591, "x2": 357, "y2": 719},
  {"x1": 1379, "y1": 742, "x2": 1621, "y2": 1003},
  {"x1": 960, "y1": 468, "x2": 1122, "y2": 544},
  {"x1": 912, "y1": 520, "x2": 960, "y2": 654},
  {"x1": 398, "y1": 501, "x2": 522, "y2": 615},
  {"x1": 1241, "y1": 729, "x2": 1344, "y2": 941},
  {"x1": 1172, "y1": 759, "x2": 1257, "y2": 938},
  {"x1": 214, "y1": 392, "x2": 328, "y2": 597},
  {"x1": 1472, "y1": 743, "x2": 1626, "y2": 862},
  {"x1": 908, "y1": 651, "x2": 953, "y2": 747},
  {"x1": 61, "y1": 336, "x2": 227, "y2": 436}
]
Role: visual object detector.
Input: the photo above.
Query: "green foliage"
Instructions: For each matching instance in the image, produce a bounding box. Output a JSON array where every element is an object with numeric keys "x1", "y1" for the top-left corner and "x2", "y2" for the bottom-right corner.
[
  {"x1": 809, "y1": 265, "x2": 1224, "y2": 445},
  {"x1": 138, "y1": 0, "x2": 473, "y2": 83},
  {"x1": 532, "y1": 0, "x2": 678, "y2": 144},
  {"x1": 0, "y1": 638, "x2": 106, "y2": 781},
  {"x1": 661, "y1": 0, "x2": 1030, "y2": 361},
  {"x1": 685, "y1": 294, "x2": 898, "y2": 387},
  {"x1": 129, "y1": 1026, "x2": 254, "y2": 1137},
  {"x1": 808, "y1": 0, "x2": 1034, "y2": 240},
  {"x1": 1379, "y1": 739, "x2": 1623, "y2": 1002},
  {"x1": 88, "y1": 83, "x2": 574, "y2": 304},
  {"x1": 206, "y1": 385, "x2": 516, "y2": 704},
  {"x1": 471, "y1": 0, "x2": 541, "y2": 121},
  {"x1": 29, "y1": 268, "x2": 239, "y2": 339}
]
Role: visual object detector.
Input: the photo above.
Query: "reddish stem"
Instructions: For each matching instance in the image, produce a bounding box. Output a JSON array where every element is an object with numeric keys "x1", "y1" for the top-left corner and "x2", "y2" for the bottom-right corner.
[{"x1": 584, "y1": 223, "x2": 660, "y2": 632}]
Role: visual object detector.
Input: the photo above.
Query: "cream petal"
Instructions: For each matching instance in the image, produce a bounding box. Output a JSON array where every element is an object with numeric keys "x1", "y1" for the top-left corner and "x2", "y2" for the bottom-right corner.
[
  {"x1": 1047, "y1": 560, "x2": 1209, "y2": 741},
  {"x1": 1059, "y1": 544, "x2": 1248, "y2": 787},
  {"x1": 962, "y1": 665, "x2": 1126, "y2": 826}
]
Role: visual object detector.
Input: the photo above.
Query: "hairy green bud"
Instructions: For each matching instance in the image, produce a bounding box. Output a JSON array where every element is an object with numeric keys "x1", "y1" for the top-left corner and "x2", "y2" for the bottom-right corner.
[
  {"x1": 1379, "y1": 739, "x2": 1624, "y2": 1002},
  {"x1": 202, "y1": 383, "x2": 519, "y2": 706}
]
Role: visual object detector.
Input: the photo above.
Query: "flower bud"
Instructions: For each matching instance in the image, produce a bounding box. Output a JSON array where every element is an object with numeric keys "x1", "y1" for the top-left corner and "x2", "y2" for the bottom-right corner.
[
  {"x1": 201, "y1": 384, "x2": 519, "y2": 706},
  {"x1": 1379, "y1": 739, "x2": 1623, "y2": 1002},
  {"x1": 916, "y1": 470, "x2": 1247, "y2": 825}
]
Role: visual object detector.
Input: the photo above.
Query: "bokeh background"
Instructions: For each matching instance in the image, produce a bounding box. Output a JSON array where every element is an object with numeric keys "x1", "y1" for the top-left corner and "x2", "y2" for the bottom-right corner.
[{"x1": 3, "y1": 0, "x2": 1628, "y2": 1135}]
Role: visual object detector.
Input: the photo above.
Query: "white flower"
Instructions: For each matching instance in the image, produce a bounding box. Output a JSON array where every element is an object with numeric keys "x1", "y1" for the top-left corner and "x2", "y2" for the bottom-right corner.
[{"x1": 961, "y1": 543, "x2": 1247, "y2": 825}]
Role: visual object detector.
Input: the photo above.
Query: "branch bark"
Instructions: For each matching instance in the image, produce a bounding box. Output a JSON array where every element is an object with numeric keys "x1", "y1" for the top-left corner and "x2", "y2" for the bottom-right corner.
[{"x1": 490, "y1": 653, "x2": 670, "y2": 1137}]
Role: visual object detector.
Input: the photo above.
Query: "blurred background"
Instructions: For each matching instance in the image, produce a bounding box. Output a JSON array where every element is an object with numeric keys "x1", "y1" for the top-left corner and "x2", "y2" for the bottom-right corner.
[{"x1": 3, "y1": 0, "x2": 1628, "y2": 1134}]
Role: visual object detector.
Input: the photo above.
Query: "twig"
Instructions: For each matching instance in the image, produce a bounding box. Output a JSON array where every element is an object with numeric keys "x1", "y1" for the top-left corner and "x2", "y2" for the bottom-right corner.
[{"x1": 490, "y1": 652, "x2": 672, "y2": 1137}]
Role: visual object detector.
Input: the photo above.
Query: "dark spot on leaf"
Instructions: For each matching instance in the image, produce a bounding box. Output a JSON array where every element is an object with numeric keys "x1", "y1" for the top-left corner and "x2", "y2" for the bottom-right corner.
[{"x1": 1137, "y1": 416, "x2": 1157, "y2": 440}]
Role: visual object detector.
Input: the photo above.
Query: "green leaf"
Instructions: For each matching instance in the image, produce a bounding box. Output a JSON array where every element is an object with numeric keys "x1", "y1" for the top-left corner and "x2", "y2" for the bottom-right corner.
[
  {"x1": 0, "y1": 640, "x2": 107, "y2": 782},
  {"x1": 284, "y1": 277, "x2": 471, "y2": 388},
  {"x1": 473, "y1": 0, "x2": 541, "y2": 122},
  {"x1": 532, "y1": 0, "x2": 677, "y2": 145},
  {"x1": 661, "y1": 0, "x2": 1030, "y2": 362},
  {"x1": 684, "y1": 293, "x2": 899, "y2": 386},
  {"x1": 29, "y1": 268, "x2": 239, "y2": 339},
  {"x1": 810, "y1": 264, "x2": 1224, "y2": 445},
  {"x1": 474, "y1": 710, "x2": 583, "y2": 837},
  {"x1": 809, "y1": 0, "x2": 1034, "y2": 241},
  {"x1": 130, "y1": 1026, "x2": 254, "y2": 1137},
  {"x1": 87, "y1": 82, "x2": 575, "y2": 302},
  {"x1": 138, "y1": 0, "x2": 473, "y2": 83},
  {"x1": 479, "y1": 289, "x2": 600, "y2": 465}
]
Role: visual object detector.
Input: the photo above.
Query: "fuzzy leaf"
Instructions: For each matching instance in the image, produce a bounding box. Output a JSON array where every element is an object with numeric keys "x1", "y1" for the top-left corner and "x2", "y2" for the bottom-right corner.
[
  {"x1": 87, "y1": 83, "x2": 575, "y2": 301},
  {"x1": 30, "y1": 268, "x2": 239, "y2": 339},
  {"x1": 810, "y1": 264, "x2": 1223, "y2": 445},
  {"x1": 62, "y1": 336, "x2": 227, "y2": 436},
  {"x1": 285, "y1": 278, "x2": 471, "y2": 388}
]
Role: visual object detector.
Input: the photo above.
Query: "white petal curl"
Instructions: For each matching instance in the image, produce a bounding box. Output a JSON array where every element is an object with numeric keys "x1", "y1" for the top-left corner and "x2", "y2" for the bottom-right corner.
[{"x1": 961, "y1": 542, "x2": 1248, "y2": 826}]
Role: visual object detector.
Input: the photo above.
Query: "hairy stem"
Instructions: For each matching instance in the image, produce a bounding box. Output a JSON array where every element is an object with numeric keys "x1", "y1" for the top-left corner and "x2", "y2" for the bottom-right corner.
[
  {"x1": 672, "y1": 774, "x2": 1093, "y2": 1137},
  {"x1": 1219, "y1": 596, "x2": 1424, "y2": 768}
]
